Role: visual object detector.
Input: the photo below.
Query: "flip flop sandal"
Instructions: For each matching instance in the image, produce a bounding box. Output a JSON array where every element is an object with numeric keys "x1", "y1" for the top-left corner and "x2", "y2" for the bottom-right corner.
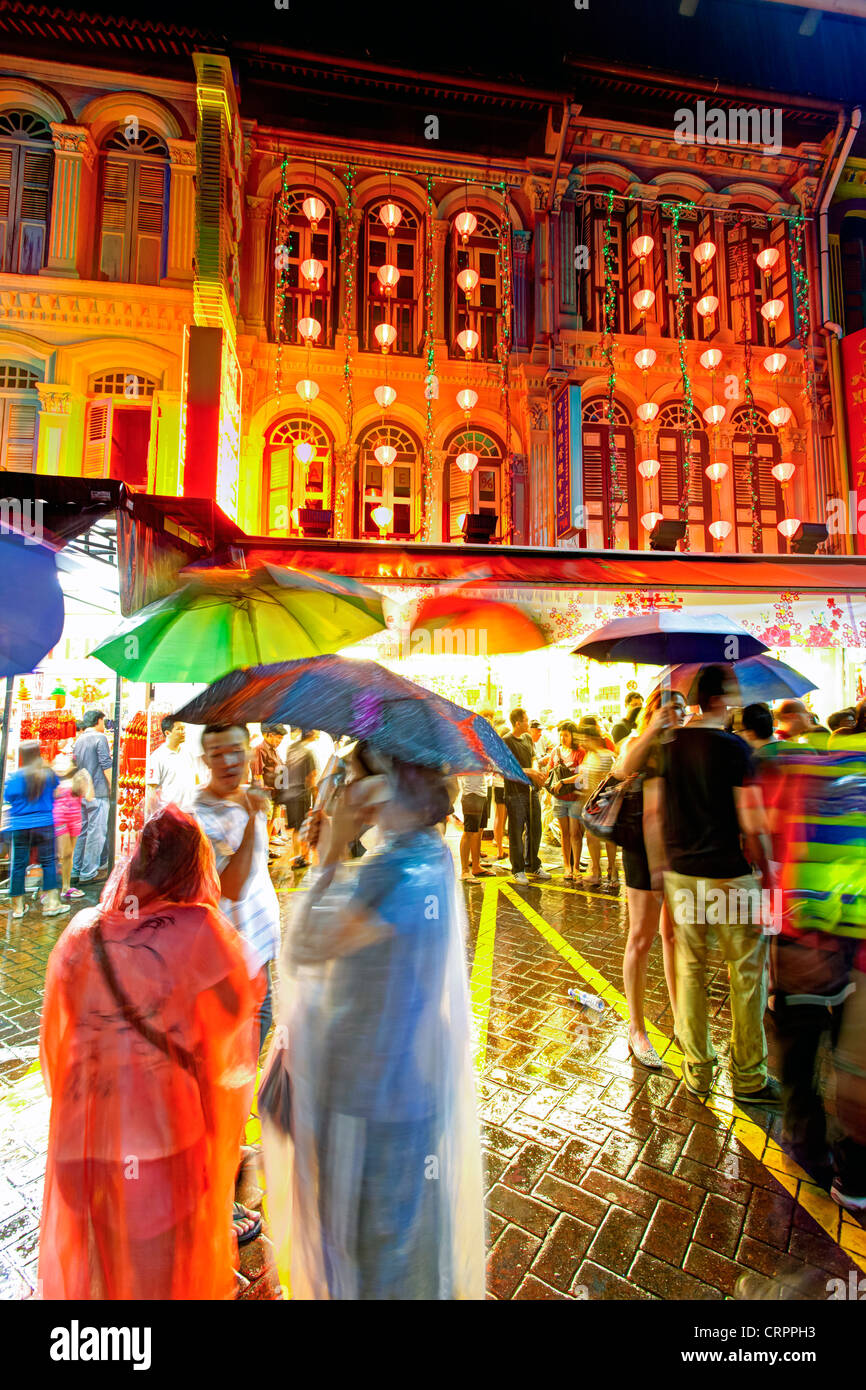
[
  {"x1": 232, "y1": 1201, "x2": 262, "y2": 1248},
  {"x1": 472, "y1": 868, "x2": 494, "y2": 877}
]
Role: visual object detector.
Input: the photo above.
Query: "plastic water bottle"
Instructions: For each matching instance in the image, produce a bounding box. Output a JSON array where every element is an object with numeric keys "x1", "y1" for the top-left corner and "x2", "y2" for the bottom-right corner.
[{"x1": 568, "y1": 988, "x2": 606, "y2": 1014}]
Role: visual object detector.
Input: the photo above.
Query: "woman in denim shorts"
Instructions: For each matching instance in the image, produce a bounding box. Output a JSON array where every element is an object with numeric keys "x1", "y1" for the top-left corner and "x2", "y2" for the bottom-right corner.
[{"x1": 548, "y1": 722, "x2": 586, "y2": 881}]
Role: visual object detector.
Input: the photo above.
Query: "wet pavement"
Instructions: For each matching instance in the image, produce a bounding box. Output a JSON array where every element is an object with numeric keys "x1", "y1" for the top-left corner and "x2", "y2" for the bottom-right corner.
[{"x1": 1, "y1": 845, "x2": 865, "y2": 1301}]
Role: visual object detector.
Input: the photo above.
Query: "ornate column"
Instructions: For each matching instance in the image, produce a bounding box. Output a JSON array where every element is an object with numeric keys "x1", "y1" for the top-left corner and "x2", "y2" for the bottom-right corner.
[
  {"x1": 510, "y1": 453, "x2": 528, "y2": 545},
  {"x1": 35, "y1": 385, "x2": 75, "y2": 476},
  {"x1": 242, "y1": 194, "x2": 271, "y2": 334},
  {"x1": 333, "y1": 443, "x2": 357, "y2": 540},
  {"x1": 712, "y1": 424, "x2": 736, "y2": 553},
  {"x1": 512, "y1": 230, "x2": 532, "y2": 350},
  {"x1": 336, "y1": 208, "x2": 361, "y2": 332},
  {"x1": 428, "y1": 448, "x2": 447, "y2": 544},
  {"x1": 162, "y1": 140, "x2": 196, "y2": 288},
  {"x1": 41, "y1": 125, "x2": 96, "y2": 279},
  {"x1": 432, "y1": 220, "x2": 449, "y2": 345}
]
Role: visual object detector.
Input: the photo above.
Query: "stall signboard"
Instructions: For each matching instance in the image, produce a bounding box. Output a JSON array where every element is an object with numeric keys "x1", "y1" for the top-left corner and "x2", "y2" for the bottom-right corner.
[
  {"x1": 553, "y1": 384, "x2": 584, "y2": 540},
  {"x1": 841, "y1": 326, "x2": 866, "y2": 556}
]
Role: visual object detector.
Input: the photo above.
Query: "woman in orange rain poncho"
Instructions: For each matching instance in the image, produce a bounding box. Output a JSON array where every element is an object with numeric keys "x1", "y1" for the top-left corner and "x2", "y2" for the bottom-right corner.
[{"x1": 38, "y1": 805, "x2": 261, "y2": 1300}]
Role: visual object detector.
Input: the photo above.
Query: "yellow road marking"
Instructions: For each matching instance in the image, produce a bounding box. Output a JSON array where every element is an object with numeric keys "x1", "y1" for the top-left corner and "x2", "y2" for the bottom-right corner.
[
  {"x1": 469, "y1": 877, "x2": 499, "y2": 1075},
  {"x1": 496, "y1": 879, "x2": 866, "y2": 1275}
]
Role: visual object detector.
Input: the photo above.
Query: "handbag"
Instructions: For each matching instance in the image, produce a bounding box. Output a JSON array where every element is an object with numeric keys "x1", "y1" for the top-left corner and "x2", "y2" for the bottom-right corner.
[
  {"x1": 257, "y1": 1046, "x2": 293, "y2": 1137},
  {"x1": 580, "y1": 773, "x2": 644, "y2": 851}
]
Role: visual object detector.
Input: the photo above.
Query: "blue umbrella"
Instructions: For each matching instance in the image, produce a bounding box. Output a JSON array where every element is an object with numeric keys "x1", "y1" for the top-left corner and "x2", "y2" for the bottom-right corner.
[
  {"x1": 658, "y1": 654, "x2": 817, "y2": 706},
  {"x1": 573, "y1": 612, "x2": 768, "y2": 666},
  {"x1": 172, "y1": 655, "x2": 529, "y2": 780},
  {"x1": 0, "y1": 529, "x2": 64, "y2": 676}
]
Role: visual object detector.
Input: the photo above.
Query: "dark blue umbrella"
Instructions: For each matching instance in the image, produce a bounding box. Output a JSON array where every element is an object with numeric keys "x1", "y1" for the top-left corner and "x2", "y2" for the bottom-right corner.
[
  {"x1": 657, "y1": 654, "x2": 817, "y2": 705},
  {"x1": 173, "y1": 655, "x2": 529, "y2": 780},
  {"x1": 0, "y1": 529, "x2": 64, "y2": 676},
  {"x1": 573, "y1": 612, "x2": 768, "y2": 666}
]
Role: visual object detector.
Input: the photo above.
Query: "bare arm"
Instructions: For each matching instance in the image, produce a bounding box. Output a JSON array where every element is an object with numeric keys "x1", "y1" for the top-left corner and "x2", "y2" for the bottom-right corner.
[
  {"x1": 734, "y1": 783, "x2": 773, "y2": 885},
  {"x1": 218, "y1": 789, "x2": 270, "y2": 901}
]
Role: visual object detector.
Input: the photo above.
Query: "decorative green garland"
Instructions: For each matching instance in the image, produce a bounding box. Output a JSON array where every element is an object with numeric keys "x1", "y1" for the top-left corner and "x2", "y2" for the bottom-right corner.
[
  {"x1": 335, "y1": 163, "x2": 357, "y2": 539},
  {"x1": 274, "y1": 156, "x2": 290, "y2": 401},
  {"x1": 662, "y1": 200, "x2": 694, "y2": 549},
  {"x1": 742, "y1": 339, "x2": 762, "y2": 553},
  {"x1": 600, "y1": 189, "x2": 624, "y2": 543}
]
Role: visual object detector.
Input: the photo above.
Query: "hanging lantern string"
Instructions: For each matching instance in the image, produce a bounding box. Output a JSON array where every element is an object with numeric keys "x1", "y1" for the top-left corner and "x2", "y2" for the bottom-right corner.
[
  {"x1": 421, "y1": 172, "x2": 437, "y2": 542},
  {"x1": 336, "y1": 162, "x2": 357, "y2": 540},
  {"x1": 576, "y1": 187, "x2": 812, "y2": 223},
  {"x1": 601, "y1": 188, "x2": 624, "y2": 543},
  {"x1": 663, "y1": 201, "x2": 693, "y2": 550},
  {"x1": 497, "y1": 187, "x2": 515, "y2": 542}
]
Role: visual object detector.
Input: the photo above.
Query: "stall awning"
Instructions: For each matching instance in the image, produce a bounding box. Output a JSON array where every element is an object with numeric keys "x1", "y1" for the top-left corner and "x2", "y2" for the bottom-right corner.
[
  {"x1": 0, "y1": 473, "x2": 125, "y2": 545},
  {"x1": 194, "y1": 537, "x2": 866, "y2": 596}
]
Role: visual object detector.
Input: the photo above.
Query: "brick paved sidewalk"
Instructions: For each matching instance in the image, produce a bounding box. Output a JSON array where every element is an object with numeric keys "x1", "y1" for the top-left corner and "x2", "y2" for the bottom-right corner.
[{"x1": 1, "y1": 865, "x2": 864, "y2": 1300}]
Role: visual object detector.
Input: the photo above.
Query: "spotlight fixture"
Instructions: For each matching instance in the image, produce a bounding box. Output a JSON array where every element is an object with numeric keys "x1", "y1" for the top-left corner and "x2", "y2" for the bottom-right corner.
[
  {"x1": 649, "y1": 518, "x2": 687, "y2": 551},
  {"x1": 461, "y1": 512, "x2": 498, "y2": 544}
]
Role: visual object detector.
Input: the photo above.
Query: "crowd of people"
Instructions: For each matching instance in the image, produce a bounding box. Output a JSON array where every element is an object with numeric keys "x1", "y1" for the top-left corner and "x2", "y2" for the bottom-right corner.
[{"x1": 8, "y1": 672, "x2": 866, "y2": 1299}]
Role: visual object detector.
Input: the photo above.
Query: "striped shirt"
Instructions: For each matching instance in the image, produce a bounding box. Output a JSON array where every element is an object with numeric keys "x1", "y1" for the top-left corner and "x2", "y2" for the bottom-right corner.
[{"x1": 193, "y1": 790, "x2": 280, "y2": 978}]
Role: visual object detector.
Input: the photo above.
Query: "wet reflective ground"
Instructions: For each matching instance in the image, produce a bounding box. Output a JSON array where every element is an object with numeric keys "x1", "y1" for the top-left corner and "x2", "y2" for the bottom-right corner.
[{"x1": 1, "y1": 851, "x2": 865, "y2": 1300}]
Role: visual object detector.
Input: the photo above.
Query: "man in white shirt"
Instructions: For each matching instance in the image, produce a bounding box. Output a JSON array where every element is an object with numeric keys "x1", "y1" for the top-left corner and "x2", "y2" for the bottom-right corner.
[
  {"x1": 193, "y1": 722, "x2": 280, "y2": 1052},
  {"x1": 145, "y1": 716, "x2": 198, "y2": 817}
]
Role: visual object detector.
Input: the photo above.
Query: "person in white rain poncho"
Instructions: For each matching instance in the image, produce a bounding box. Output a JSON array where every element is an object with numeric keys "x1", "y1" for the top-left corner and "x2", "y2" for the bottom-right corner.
[{"x1": 260, "y1": 740, "x2": 485, "y2": 1300}]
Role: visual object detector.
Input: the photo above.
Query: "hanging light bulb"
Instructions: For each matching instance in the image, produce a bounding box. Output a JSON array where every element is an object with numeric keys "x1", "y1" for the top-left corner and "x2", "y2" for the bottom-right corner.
[
  {"x1": 457, "y1": 267, "x2": 479, "y2": 298},
  {"x1": 374, "y1": 385, "x2": 397, "y2": 409},
  {"x1": 298, "y1": 316, "x2": 322, "y2": 343},
  {"x1": 379, "y1": 201, "x2": 402, "y2": 235},
  {"x1": 700, "y1": 348, "x2": 723, "y2": 371},
  {"x1": 634, "y1": 348, "x2": 657, "y2": 371},
  {"x1": 375, "y1": 322, "x2": 397, "y2": 352},
  {"x1": 696, "y1": 294, "x2": 719, "y2": 319},
  {"x1": 772, "y1": 461, "x2": 796, "y2": 484},
  {"x1": 640, "y1": 511, "x2": 664, "y2": 532},
  {"x1": 693, "y1": 240, "x2": 717, "y2": 267},
  {"x1": 633, "y1": 288, "x2": 655, "y2": 316},
  {"x1": 296, "y1": 379, "x2": 319, "y2": 403},
  {"x1": 768, "y1": 405, "x2": 793, "y2": 428},
  {"x1": 703, "y1": 404, "x2": 726, "y2": 426},
  {"x1": 371, "y1": 504, "x2": 393, "y2": 531},
  {"x1": 631, "y1": 234, "x2": 654, "y2": 264},
  {"x1": 709, "y1": 519, "x2": 732, "y2": 540},
  {"x1": 457, "y1": 328, "x2": 479, "y2": 356},
  {"x1": 294, "y1": 439, "x2": 315, "y2": 465},
  {"x1": 638, "y1": 457, "x2": 660, "y2": 479},
  {"x1": 756, "y1": 246, "x2": 779, "y2": 275},
  {"x1": 374, "y1": 443, "x2": 398, "y2": 467},
  {"x1": 637, "y1": 401, "x2": 660, "y2": 423},
  {"x1": 455, "y1": 210, "x2": 477, "y2": 244},
  {"x1": 302, "y1": 195, "x2": 326, "y2": 232},
  {"x1": 764, "y1": 352, "x2": 787, "y2": 375},
  {"x1": 377, "y1": 264, "x2": 400, "y2": 295},
  {"x1": 456, "y1": 450, "x2": 479, "y2": 474},
  {"x1": 778, "y1": 517, "x2": 801, "y2": 539},
  {"x1": 301, "y1": 258, "x2": 324, "y2": 289},
  {"x1": 705, "y1": 461, "x2": 728, "y2": 483},
  {"x1": 760, "y1": 299, "x2": 784, "y2": 325},
  {"x1": 456, "y1": 388, "x2": 478, "y2": 414}
]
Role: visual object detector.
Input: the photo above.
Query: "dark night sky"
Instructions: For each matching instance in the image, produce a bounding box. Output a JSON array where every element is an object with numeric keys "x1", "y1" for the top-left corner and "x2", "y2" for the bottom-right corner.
[{"x1": 52, "y1": 0, "x2": 865, "y2": 107}]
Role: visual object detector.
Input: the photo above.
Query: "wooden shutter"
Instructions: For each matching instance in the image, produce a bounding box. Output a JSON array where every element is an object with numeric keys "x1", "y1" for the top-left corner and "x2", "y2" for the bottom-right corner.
[
  {"x1": 589, "y1": 212, "x2": 606, "y2": 332},
  {"x1": 769, "y1": 220, "x2": 793, "y2": 347},
  {"x1": 727, "y1": 221, "x2": 757, "y2": 344},
  {"x1": 0, "y1": 398, "x2": 38, "y2": 471},
  {"x1": 658, "y1": 431, "x2": 682, "y2": 509},
  {"x1": 134, "y1": 162, "x2": 165, "y2": 286},
  {"x1": 83, "y1": 400, "x2": 112, "y2": 477},
  {"x1": 581, "y1": 428, "x2": 605, "y2": 507},
  {"x1": 448, "y1": 460, "x2": 473, "y2": 541},
  {"x1": 626, "y1": 203, "x2": 652, "y2": 333},
  {"x1": 17, "y1": 147, "x2": 51, "y2": 274},
  {"x1": 696, "y1": 211, "x2": 719, "y2": 342},
  {"x1": 267, "y1": 447, "x2": 292, "y2": 531},
  {"x1": 0, "y1": 145, "x2": 12, "y2": 271},
  {"x1": 100, "y1": 159, "x2": 132, "y2": 281},
  {"x1": 649, "y1": 203, "x2": 668, "y2": 332}
]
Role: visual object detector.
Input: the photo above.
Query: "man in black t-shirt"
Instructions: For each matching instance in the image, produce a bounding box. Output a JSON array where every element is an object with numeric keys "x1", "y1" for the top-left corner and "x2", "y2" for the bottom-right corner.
[
  {"x1": 612, "y1": 691, "x2": 643, "y2": 746},
  {"x1": 644, "y1": 665, "x2": 780, "y2": 1108},
  {"x1": 502, "y1": 708, "x2": 550, "y2": 883}
]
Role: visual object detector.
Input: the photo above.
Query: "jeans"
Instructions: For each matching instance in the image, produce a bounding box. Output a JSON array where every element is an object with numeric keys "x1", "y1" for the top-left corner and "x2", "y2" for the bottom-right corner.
[
  {"x1": 505, "y1": 790, "x2": 542, "y2": 875},
  {"x1": 257, "y1": 962, "x2": 273, "y2": 1054},
  {"x1": 10, "y1": 826, "x2": 57, "y2": 896},
  {"x1": 664, "y1": 870, "x2": 769, "y2": 1094},
  {"x1": 72, "y1": 798, "x2": 110, "y2": 881}
]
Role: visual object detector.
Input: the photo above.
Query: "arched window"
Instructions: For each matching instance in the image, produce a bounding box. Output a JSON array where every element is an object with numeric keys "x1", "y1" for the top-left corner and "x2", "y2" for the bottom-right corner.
[
  {"x1": 356, "y1": 423, "x2": 420, "y2": 538},
  {"x1": 263, "y1": 417, "x2": 334, "y2": 538},
  {"x1": 90, "y1": 371, "x2": 159, "y2": 398},
  {"x1": 581, "y1": 398, "x2": 637, "y2": 548},
  {"x1": 0, "y1": 111, "x2": 53, "y2": 275},
  {"x1": 730, "y1": 405, "x2": 784, "y2": 552},
  {"x1": 443, "y1": 428, "x2": 503, "y2": 542},
  {"x1": 840, "y1": 215, "x2": 866, "y2": 336},
  {"x1": 0, "y1": 360, "x2": 42, "y2": 472},
  {"x1": 98, "y1": 126, "x2": 168, "y2": 284},
  {"x1": 449, "y1": 210, "x2": 501, "y2": 361},
  {"x1": 362, "y1": 199, "x2": 421, "y2": 356},
  {"x1": 271, "y1": 188, "x2": 336, "y2": 348},
  {"x1": 656, "y1": 401, "x2": 711, "y2": 549}
]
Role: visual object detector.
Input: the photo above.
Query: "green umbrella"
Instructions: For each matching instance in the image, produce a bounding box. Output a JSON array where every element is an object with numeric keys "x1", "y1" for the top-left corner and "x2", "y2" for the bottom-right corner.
[{"x1": 91, "y1": 563, "x2": 386, "y2": 683}]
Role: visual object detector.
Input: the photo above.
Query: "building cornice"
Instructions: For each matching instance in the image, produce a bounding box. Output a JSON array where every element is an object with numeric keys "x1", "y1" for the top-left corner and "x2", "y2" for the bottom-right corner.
[{"x1": 0, "y1": 53, "x2": 196, "y2": 107}]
